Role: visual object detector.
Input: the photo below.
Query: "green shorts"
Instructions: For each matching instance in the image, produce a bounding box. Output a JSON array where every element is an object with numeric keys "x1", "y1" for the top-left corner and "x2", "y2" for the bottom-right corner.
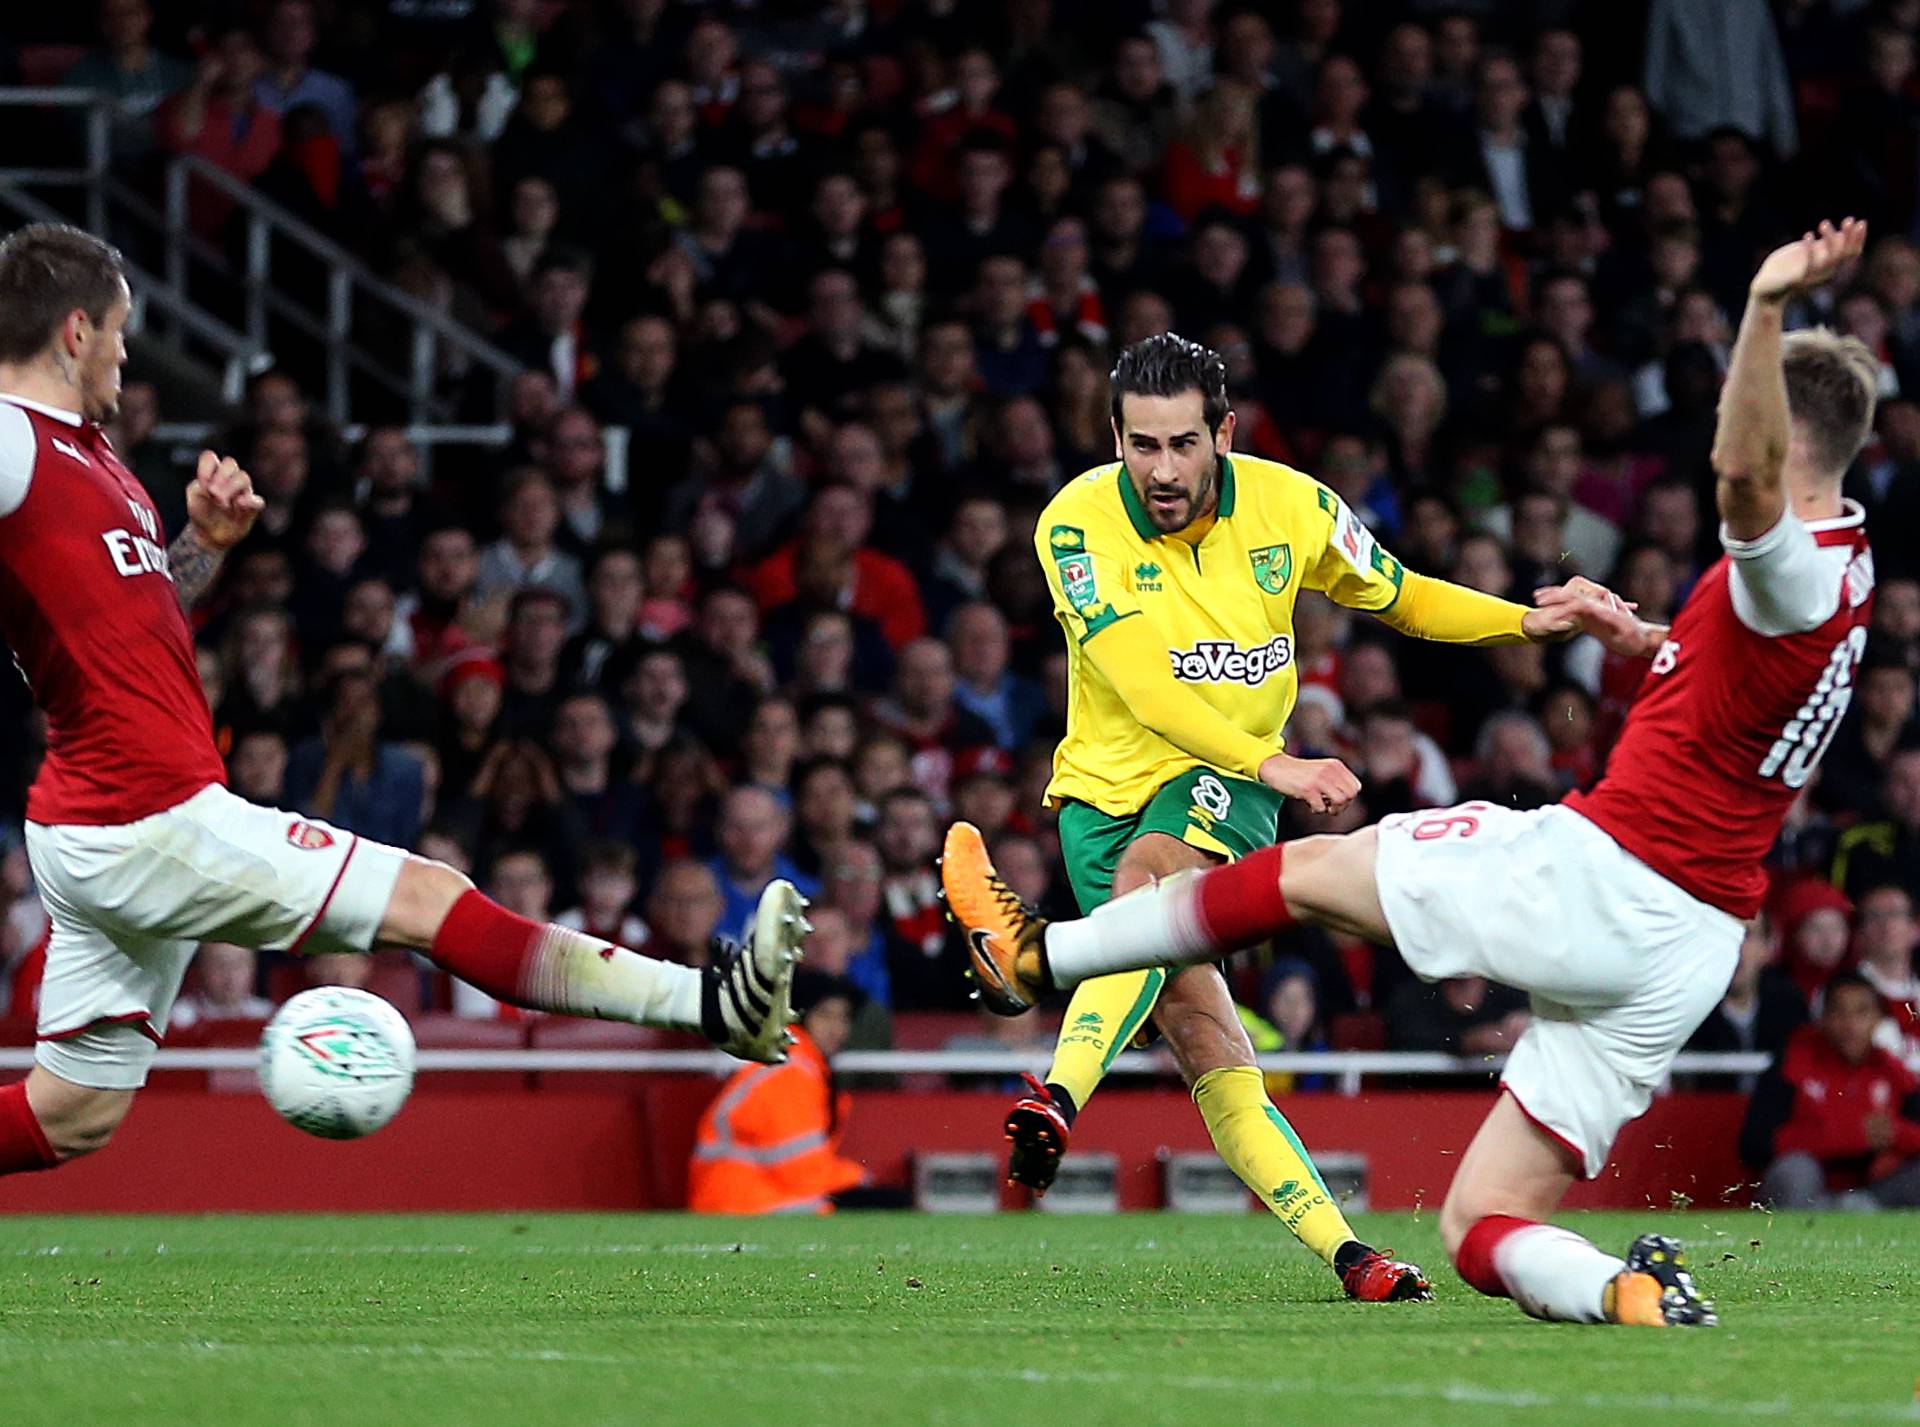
[{"x1": 1057, "y1": 766, "x2": 1284, "y2": 914}]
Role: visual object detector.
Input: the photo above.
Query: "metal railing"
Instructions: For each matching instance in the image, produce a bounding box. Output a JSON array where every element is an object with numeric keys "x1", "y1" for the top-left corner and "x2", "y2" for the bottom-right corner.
[
  {"x1": 0, "y1": 88, "x2": 528, "y2": 427},
  {"x1": 0, "y1": 89, "x2": 266, "y2": 404},
  {"x1": 148, "y1": 419, "x2": 632, "y2": 491},
  {"x1": 164, "y1": 157, "x2": 528, "y2": 426},
  {"x1": 0, "y1": 1047, "x2": 1771, "y2": 1097}
]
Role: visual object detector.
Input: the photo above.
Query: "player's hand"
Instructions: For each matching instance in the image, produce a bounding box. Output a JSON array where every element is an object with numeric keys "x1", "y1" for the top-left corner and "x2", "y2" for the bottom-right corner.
[
  {"x1": 1527, "y1": 578, "x2": 1665, "y2": 657},
  {"x1": 1749, "y1": 218, "x2": 1867, "y2": 305},
  {"x1": 1864, "y1": 1110, "x2": 1895, "y2": 1152},
  {"x1": 185, "y1": 448, "x2": 266, "y2": 550},
  {"x1": 1257, "y1": 751, "x2": 1361, "y2": 815}
]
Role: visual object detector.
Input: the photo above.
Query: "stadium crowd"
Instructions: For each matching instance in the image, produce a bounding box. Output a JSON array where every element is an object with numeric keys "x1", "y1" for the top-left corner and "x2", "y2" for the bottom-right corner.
[{"x1": 1, "y1": 2, "x2": 1919, "y2": 1174}]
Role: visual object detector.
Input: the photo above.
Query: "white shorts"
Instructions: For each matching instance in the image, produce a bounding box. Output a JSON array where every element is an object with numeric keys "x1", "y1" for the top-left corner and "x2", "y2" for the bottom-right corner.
[
  {"x1": 1374, "y1": 801, "x2": 1741, "y2": 1177},
  {"x1": 24, "y1": 783, "x2": 408, "y2": 1089}
]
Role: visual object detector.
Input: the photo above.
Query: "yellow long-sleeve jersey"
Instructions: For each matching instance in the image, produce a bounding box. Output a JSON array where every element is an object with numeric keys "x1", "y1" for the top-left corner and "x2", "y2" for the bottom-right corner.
[{"x1": 1039, "y1": 453, "x2": 1533, "y2": 815}]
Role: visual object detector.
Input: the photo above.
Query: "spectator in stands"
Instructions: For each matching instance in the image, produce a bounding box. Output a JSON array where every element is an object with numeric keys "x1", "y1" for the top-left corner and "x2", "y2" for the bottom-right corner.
[
  {"x1": 1644, "y1": 0, "x2": 1797, "y2": 157},
  {"x1": 218, "y1": 605, "x2": 306, "y2": 741},
  {"x1": 399, "y1": 524, "x2": 484, "y2": 670},
  {"x1": 65, "y1": 0, "x2": 193, "y2": 167},
  {"x1": 874, "y1": 787, "x2": 957, "y2": 1010},
  {"x1": 1686, "y1": 910, "x2": 1808, "y2": 1080},
  {"x1": 1093, "y1": 32, "x2": 1181, "y2": 179},
  {"x1": 500, "y1": 249, "x2": 597, "y2": 402},
  {"x1": 1820, "y1": 642, "x2": 1920, "y2": 819},
  {"x1": 286, "y1": 668, "x2": 425, "y2": 849},
  {"x1": 667, "y1": 398, "x2": 805, "y2": 569},
  {"x1": 497, "y1": 587, "x2": 570, "y2": 737},
  {"x1": 475, "y1": 471, "x2": 585, "y2": 628},
  {"x1": 537, "y1": 407, "x2": 612, "y2": 548},
  {"x1": 548, "y1": 692, "x2": 641, "y2": 847},
  {"x1": 1745, "y1": 972, "x2": 1920, "y2": 1209},
  {"x1": 253, "y1": 0, "x2": 356, "y2": 148},
  {"x1": 947, "y1": 603, "x2": 1045, "y2": 753},
  {"x1": 229, "y1": 729, "x2": 290, "y2": 807},
  {"x1": 644, "y1": 859, "x2": 725, "y2": 967},
  {"x1": 171, "y1": 943, "x2": 274, "y2": 1028},
  {"x1": 708, "y1": 785, "x2": 817, "y2": 944},
  {"x1": 868, "y1": 638, "x2": 995, "y2": 805},
  {"x1": 352, "y1": 427, "x2": 427, "y2": 591},
  {"x1": 1855, "y1": 885, "x2": 1920, "y2": 1073},
  {"x1": 559, "y1": 547, "x2": 643, "y2": 695},
  {"x1": 1386, "y1": 975, "x2": 1530, "y2": 1056},
  {"x1": 749, "y1": 484, "x2": 925, "y2": 653},
  {"x1": 820, "y1": 837, "x2": 892, "y2": 1009},
  {"x1": 782, "y1": 269, "x2": 904, "y2": 441},
  {"x1": 1834, "y1": 747, "x2": 1920, "y2": 899},
  {"x1": 156, "y1": 26, "x2": 283, "y2": 235},
  {"x1": 556, "y1": 840, "x2": 647, "y2": 949},
  {"x1": 1777, "y1": 876, "x2": 1856, "y2": 1003},
  {"x1": 436, "y1": 649, "x2": 504, "y2": 800}
]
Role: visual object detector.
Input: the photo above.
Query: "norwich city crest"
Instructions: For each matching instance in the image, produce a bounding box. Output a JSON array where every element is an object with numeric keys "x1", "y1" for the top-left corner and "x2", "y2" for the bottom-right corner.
[{"x1": 1249, "y1": 543, "x2": 1292, "y2": 594}]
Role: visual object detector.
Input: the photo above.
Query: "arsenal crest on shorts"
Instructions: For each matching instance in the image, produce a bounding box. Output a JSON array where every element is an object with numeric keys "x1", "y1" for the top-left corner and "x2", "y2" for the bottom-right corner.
[{"x1": 286, "y1": 821, "x2": 335, "y2": 851}]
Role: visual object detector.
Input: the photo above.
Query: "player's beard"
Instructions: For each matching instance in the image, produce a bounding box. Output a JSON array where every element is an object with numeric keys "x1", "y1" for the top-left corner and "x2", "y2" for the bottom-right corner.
[
  {"x1": 1143, "y1": 452, "x2": 1219, "y2": 534},
  {"x1": 81, "y1": 361, "x2": 120, "y2": 425}
]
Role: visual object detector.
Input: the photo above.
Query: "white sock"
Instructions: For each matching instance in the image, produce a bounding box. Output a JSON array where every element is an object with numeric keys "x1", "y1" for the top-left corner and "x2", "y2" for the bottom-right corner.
[
  {"x1": 1495, "y1": 1224, "x2": 1624, "y2": 1323},
  {"x1": 523, "y1": 927, "x2": 703, "y2": 1031},
  {"x1": 1044, "y1": 872, "x2": 1210, "y2": 987}
]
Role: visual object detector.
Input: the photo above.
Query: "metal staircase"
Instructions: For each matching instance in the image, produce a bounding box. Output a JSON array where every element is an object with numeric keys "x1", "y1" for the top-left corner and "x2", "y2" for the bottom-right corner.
[{"x1": 0, "y1": 87, "x2": 527, "y2": 434}]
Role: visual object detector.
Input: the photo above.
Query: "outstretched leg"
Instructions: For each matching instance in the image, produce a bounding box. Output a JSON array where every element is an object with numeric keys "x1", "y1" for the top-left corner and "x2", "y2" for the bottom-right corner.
[
  {"x1": 1442, "y1": 1091, "x2": 1714, "y2": 1326},
  {"x1": 379, "y1": 856, "x2": 803, "y2": 1064},
  {"x1": 945, "y1": 822, "x2": 1388, "y2": 1006}
]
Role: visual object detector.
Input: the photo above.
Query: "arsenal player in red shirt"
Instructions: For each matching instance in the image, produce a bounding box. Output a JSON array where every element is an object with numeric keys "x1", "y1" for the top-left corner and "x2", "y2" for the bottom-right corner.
[
  {"x1": 946, "y1": 219, "x2": 1878, "y2": 1327},
  {"x1": 0, "y1": 224, "x2": 803, "y2": 1184}
]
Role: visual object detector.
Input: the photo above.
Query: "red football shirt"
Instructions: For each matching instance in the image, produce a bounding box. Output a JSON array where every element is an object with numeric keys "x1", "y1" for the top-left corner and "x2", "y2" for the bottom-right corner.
[
  {"x1": 0, "y1": 394, "x2": 227, "y2": 825},
  {"x1": 1566, "y1": 505, "x2": 1875, "y2": 919}
]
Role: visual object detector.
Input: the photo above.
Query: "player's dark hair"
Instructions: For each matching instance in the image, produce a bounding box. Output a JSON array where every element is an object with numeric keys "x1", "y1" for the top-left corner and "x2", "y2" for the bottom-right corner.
[
  {"x1": 0, "y1": 223, "x2": 126, "y2": 364},
  {"x1": 1109, "y1": 332, "x2": 1231, "y2": 434}
]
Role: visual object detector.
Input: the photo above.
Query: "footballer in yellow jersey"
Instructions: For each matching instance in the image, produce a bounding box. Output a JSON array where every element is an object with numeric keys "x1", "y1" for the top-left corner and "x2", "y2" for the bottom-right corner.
[{"x1": 993, "y1": 334, "x2": 1600, "y2": 1303}]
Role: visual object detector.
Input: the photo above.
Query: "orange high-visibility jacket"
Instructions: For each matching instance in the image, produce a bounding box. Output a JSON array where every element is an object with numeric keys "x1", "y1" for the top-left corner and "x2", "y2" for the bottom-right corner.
[{"x1": 687, "y1": 1028, "x2": 866, "y2": 1214}]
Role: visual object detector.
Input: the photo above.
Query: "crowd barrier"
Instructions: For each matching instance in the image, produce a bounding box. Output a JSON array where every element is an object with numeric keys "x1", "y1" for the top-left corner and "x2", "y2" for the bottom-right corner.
[{"x1": 0, "y1": 1049, "x2": 1765, "y2": 1216}]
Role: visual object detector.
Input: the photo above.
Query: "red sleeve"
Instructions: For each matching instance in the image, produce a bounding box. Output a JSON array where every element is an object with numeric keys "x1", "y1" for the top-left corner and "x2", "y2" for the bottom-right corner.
[
  {"x1": 231, "y1": 105, "x2": 283, "y2": 181},
  {"x1": 1894, "y1": 1118, "x2": 1920, "y2": 1156},
  {"x1": 153, "y1": 92, "x2": 197, "y2": 154},
  {"x1": 1774, "y1": 1090, "x2": 1873, "y2": 1161},
  {"x1": 1160, "y1": 142, "x2": 1206, "y2": 222},
  {"x1": 863, "y1": 555, "x2": 926, "y2": 650},
  {"x1": 746, "y1": 545, "x2": 798, "y2": 611}
]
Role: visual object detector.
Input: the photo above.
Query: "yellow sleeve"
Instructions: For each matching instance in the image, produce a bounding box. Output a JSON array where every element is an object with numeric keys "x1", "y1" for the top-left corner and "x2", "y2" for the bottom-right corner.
[
  {"x1": 1302, "y1": 486, "x2": 1408, "y2": 612},
  {"x1": 1080, "y1": 613, "x2": 1278, "y2": 778},
  {"x1": 1037, "y1": 517, "x2": 1142, "y2": 643},
  {"x1": 1374, "y1": 570, "x2": 1531, "y2": 645}
]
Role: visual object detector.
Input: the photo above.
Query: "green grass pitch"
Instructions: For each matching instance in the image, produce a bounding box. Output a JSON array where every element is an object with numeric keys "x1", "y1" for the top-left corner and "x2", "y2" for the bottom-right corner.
[{"x1": 0, "y1": 1211, "x2": 1915, "y2": 1426}]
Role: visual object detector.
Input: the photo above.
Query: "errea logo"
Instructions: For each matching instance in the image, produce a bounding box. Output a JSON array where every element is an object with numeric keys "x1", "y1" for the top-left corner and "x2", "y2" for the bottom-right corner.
[{"x1": 1170, "y1": 635, "x2": 1294, "y2": 686}]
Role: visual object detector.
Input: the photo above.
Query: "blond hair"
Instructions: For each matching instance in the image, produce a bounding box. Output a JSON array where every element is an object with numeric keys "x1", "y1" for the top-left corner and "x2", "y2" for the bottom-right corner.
[{"x1": 1782, "y1": 327, "x2": 1879, "y2": 476}]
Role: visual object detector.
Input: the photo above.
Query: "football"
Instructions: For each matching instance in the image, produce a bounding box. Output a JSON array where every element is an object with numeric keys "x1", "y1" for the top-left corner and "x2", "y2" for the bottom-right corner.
[{"x1": 257, "y1": 987, "x2": 416, "y2": 1140}]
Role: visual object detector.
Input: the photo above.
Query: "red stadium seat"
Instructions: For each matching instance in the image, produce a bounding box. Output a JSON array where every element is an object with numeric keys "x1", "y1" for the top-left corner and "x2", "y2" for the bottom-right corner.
[
  {"x1": 364, "y1": 952, "x2": 424, "y2": 1017},
  {"x1": 890, "y1": 1011, "x2": 984, "y2": 1049},
  {"x1": 527, "y1": 1017, "x2": 667, "y2": 1092},
  {"x1": 1330, "y1": 1011, "x2": 1387, "y2": 1052},
  {"x1": 408, "y1": 1013, "x2": 532, "y2": 1090}
]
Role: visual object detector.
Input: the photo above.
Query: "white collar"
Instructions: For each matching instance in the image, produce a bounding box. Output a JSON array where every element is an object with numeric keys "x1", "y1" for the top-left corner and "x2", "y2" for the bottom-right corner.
[
  {"x1": 1804, "y1": 498, "x2": 1866, "y2": 533},
  {"x1": 0, "y1": 392, "x2": 84, "y2": 427}
]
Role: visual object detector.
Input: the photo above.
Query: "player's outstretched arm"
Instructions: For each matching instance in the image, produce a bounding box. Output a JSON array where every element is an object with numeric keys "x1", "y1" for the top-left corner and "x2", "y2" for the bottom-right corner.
[
  {"x1": 171, "y1": 448, "x2": 265, "y2": 609},
  {"x1": 1713, "y1": 218, "x2": 1866, "y2": 541}
]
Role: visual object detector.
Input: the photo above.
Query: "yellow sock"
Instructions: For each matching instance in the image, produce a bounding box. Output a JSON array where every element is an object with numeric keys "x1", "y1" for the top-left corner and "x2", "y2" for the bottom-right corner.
[
  {"x1": 1043, "y1": 969, "x2": 1166, "y2": 1113},
  {"x1": 1193, "y1": 1064, "x2": 1356, "y2": 1266}
]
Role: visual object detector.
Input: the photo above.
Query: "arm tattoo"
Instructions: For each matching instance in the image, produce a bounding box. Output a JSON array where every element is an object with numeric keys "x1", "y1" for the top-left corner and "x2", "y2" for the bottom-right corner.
[{"x1": 168, "y1": 527, "x2": 225, "y2": 610}]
